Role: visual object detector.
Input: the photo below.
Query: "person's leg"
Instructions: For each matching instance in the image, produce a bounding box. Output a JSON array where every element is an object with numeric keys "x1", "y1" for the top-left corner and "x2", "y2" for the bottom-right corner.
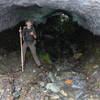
[
  {"x1": 29, "y1": 41, "x2": 41, "y2": 66},
  {"x1": 22, "y1": 42, "x2": 27, "y2": 65}
]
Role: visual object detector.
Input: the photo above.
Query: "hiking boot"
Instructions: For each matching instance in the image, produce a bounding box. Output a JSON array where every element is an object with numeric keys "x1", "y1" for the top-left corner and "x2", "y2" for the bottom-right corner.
[{"x1": 37, "y1": 64, "x2": 44, "y2": 69}]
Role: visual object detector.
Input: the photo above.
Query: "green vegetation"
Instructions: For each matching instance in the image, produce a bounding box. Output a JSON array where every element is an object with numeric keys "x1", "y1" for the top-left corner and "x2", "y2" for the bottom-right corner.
[
  {"x1": 73, "y1": 53, "x2": 83, "y2": 60},
  {"x1": 39, "y1": 53, "x2": 52, "y2": 64},
  {"x1": 95, "y1": 48, "x2": 100, "y2": 56},
  {"x1": 96, "y1": 83, "x2": 100, "y2": 88}
]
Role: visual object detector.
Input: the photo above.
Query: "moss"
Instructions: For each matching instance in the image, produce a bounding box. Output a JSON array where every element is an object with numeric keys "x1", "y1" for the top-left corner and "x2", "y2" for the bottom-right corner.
[
  {"x1": 96, "y1": 83, "x2": 100, "y2": 88},
  {"x1": 39, "y1": 53, "x2": 52, "y2": 64},
  {"x1": 73, "y1": 53, "x2": 83, "y2": 60},
  {"x1": 95, "y1": 48, "x2": 100, "y2": 56}
]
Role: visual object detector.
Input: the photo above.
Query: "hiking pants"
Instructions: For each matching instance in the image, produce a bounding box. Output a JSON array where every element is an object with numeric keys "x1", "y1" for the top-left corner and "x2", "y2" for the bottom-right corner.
[{"x1": 22, "y1": 40, "x2": 41, "y2": 66}]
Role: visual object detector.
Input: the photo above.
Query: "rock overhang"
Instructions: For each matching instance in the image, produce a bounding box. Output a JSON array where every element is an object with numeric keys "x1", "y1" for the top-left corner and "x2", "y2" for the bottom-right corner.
[{"x1": 0, "y1": 0, "x2": 100, "y2": 35}]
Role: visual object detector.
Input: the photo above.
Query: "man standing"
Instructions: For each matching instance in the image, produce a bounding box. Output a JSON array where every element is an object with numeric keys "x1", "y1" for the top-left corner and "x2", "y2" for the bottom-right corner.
[{"x1": 19, "y1": 20, "x2": 41, "y2": 68}]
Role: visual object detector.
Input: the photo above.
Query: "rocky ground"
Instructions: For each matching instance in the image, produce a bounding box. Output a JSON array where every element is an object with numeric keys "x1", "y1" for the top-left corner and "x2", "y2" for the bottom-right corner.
[{"x1": 0, "y1": 49, "x2": 100, "y2": 100}]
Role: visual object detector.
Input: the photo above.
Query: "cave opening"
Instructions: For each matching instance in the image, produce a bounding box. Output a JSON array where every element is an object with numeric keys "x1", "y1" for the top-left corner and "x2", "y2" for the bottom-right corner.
[{"x1": 0, "y1": 10, "x2": 95, "y2": 66}]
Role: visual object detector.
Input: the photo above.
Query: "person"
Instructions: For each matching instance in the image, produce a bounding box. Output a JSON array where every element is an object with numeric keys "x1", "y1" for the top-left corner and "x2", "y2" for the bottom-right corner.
[{"x1": 19, "y1": 20, "x2": 41, "y2": 68}]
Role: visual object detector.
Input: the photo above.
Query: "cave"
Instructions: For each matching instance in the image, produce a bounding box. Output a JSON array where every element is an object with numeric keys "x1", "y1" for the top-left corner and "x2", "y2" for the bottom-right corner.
[
  {"x1": 0, "y1": 10, "x2": 95, "y2": 63},
  {"x1": 0, "y1": 1, "x2": 100, "y2": 100},
  {"x1": 0, "y1": 9, "x2": 97, "y2": 76}
]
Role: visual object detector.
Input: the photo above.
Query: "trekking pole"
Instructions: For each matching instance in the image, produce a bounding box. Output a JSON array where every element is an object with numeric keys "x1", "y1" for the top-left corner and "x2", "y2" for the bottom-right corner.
[{"x1": 19, "y1": 26, "x2": 24, "y2": 72}]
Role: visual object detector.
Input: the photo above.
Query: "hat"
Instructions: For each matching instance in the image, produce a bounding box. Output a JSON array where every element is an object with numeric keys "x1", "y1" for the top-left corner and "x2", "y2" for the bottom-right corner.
[
  {"x1": 25, "y1": 18, "x2": 35, "y2": 22},
  {"x1": 26, "y1": 20, "x2": 33, "y2": 23}
]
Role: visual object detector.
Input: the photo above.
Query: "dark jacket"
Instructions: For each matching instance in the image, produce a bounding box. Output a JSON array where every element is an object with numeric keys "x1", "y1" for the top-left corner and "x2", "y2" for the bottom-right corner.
[{"x1": 22, "y1": 27, "x2": 36, "y2": 43}]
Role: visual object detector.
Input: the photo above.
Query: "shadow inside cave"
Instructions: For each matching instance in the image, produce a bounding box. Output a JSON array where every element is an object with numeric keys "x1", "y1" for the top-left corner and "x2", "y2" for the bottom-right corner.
[
  {"x1": 0, "y1": 11, "x2": 97, "y2": 73},
  {"x1": 0, "y1": 11, "x2": 96, "y2": 65}
]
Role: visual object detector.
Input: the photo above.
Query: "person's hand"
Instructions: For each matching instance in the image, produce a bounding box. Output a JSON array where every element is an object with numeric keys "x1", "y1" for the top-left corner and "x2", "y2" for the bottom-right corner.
[
  {"x1": 30, "y1": 32, "x2": 37, "y2": 39},
  {"x1": 30, "y1": 32, "x2": 33, "y2": 35},
  {"x1": 19, "y1": 26, "x2": 22, "y2": 33},
  {"x1": 33, "y1": 33, "x2": 37, "y2": 39},
  {"x1": 19, "y1": 29, "x2": 22, "y2": 33}
]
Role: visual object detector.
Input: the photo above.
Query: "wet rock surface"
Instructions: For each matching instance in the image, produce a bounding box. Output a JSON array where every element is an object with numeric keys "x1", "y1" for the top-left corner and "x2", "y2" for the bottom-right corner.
[{"x1": 0, "y1": 51, "x2": 100, "y2": 100}]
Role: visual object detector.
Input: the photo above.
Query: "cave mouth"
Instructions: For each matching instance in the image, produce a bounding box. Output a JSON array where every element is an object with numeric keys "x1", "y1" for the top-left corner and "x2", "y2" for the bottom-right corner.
[{"x1": 0, "y1": 11, "x2": 95, "y2": 65}]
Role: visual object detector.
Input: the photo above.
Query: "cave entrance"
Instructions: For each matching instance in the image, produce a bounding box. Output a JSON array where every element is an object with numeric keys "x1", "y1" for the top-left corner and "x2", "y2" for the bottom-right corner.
[{"x1": 0, "y1": 10, "x2": 95, "y2": 68}]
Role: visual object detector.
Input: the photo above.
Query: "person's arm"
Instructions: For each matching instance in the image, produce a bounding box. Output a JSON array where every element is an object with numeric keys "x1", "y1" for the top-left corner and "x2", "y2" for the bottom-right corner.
[{"x1": 30, "y1": 27, "x2": 37, "y2": 39}]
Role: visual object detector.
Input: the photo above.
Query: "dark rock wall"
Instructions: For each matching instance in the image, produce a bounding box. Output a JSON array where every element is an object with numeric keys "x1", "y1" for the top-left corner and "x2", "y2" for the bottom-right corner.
[{"x1": 0, "y1": 0, "x2": 100, "y2": 35}]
